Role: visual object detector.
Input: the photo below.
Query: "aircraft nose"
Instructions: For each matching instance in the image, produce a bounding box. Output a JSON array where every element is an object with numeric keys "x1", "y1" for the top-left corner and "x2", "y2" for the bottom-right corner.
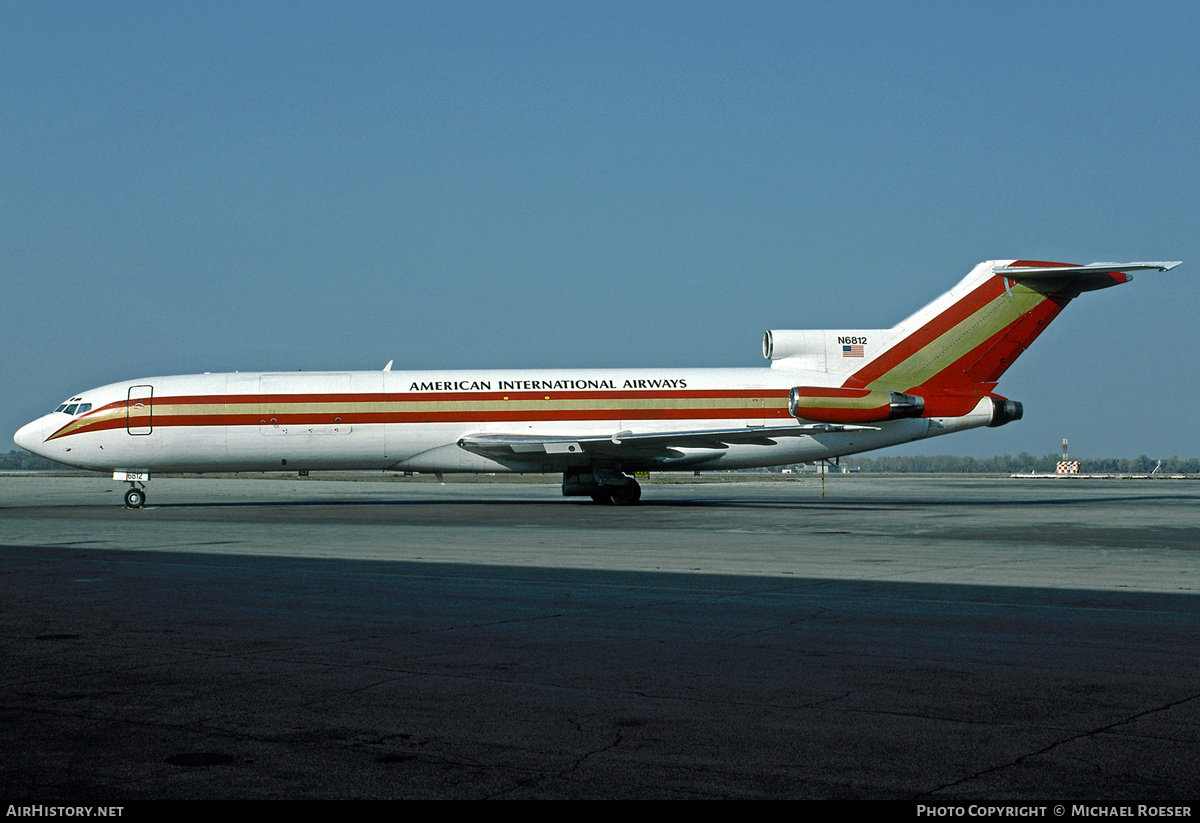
[{"x1": 14, "y1": 416, "x2": 49, "y2": 455}]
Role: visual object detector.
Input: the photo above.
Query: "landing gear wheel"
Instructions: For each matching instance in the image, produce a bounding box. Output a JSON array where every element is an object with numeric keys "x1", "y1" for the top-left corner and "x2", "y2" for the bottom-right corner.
[
  {"x1": 590, "y1": 491, "x2": 614, "y2": 504},
  {"x1": 125, "y1": 488, "x2": 146, "y2": 508},
  {"x1": 609, "y1": 481, "x2": 641, "y2": 506}
]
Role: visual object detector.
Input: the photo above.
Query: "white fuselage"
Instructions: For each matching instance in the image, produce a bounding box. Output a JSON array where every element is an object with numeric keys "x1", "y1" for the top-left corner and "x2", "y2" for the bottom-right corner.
[{"x1": 14, "y1": 366, "x2": 993, "y2": 476}]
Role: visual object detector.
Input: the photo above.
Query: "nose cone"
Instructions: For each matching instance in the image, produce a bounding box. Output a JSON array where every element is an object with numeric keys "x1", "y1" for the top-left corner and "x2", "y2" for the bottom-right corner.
[{"x1": 14, "y1": 416, "x2": 50, "y2": 456}]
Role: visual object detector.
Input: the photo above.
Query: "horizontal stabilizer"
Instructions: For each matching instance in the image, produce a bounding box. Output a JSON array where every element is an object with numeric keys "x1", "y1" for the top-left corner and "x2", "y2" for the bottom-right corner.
[{"x1": 994, "y1": 261, "x2": 1181, "y2": 279}]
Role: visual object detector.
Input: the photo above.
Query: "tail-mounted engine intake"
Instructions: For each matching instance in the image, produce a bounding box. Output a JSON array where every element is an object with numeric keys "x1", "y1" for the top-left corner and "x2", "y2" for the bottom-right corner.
[{"x1": 789, "y1": 386, "x2": 925, "y2": 424}]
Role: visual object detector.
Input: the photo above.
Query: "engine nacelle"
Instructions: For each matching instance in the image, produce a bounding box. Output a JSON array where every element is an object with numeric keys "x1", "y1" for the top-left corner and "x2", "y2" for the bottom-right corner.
[
  {"x1": 789, "y1": 386, "x2": 925, "y2": 423},
  {"x1": 988, "y1": 397, "x2": 1024, "y2": 427},
  {"x1": 765, "y1": 330, "x2": 825, "y2": 361},
  {"x1": 764, "y1": 329, "x2": 889, "y2": 371}
]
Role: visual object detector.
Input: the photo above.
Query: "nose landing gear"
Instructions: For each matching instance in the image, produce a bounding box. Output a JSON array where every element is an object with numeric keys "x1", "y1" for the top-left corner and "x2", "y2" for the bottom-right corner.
[{"x1": 115, "y1": 471, "x2": 150, "y2": 508}]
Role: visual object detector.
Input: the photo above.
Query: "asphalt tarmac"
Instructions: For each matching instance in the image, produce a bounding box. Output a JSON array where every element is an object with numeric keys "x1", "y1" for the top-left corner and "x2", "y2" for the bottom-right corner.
[{"x1": 2, "y1": 473, "x2": 1198, "y2": 799}]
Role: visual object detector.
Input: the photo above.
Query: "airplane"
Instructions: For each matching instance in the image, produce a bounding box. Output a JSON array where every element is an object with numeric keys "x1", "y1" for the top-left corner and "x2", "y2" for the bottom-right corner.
[{"x1": 14, "y1": 259, "x2": 1182, "y2": 508}]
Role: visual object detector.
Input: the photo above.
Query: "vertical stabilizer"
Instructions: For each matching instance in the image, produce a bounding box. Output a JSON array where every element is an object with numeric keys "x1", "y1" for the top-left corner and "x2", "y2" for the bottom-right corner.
[{"x1": 767, "y1": 260, "x2": 1178, "y2": 414}]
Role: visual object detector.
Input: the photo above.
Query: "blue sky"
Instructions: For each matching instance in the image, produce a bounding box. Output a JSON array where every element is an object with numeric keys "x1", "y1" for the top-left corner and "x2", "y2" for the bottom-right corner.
[{"x1": 3, "y1": 1, "x2": 1197, "y2": 460}]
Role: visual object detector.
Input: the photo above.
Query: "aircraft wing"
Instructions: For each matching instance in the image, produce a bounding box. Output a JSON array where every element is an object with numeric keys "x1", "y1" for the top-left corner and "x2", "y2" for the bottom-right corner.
[{"x1": 457, "y1": 423, "x2": 878, "y2": 460}]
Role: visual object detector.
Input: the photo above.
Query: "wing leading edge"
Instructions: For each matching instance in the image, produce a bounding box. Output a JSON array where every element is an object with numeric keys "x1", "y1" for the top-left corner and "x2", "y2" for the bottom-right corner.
[{"x1": 457, "y1": 422, "x2": 878, "y2": 461}]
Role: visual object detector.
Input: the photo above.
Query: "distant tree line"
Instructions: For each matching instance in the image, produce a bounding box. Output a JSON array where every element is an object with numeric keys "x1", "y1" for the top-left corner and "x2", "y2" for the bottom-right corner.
[
  {"x1": 1, "y1": 450, "x2": 72, "y2": 470},
  {"x1": 838, "y1": 453, "x2": 1200, "y2": 474}
]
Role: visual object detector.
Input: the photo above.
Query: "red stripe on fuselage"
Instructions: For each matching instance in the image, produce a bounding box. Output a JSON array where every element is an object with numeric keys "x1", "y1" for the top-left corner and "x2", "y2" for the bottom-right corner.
[
  {"x1": 157, "y1": 407, "x2": 794, "y2": 427},
  {"x1": 47, "y1": 388, "x2": 793, "y2": 439},
  {"x1": 154, "y1": 388, "x2": 777, "y2": 405}
]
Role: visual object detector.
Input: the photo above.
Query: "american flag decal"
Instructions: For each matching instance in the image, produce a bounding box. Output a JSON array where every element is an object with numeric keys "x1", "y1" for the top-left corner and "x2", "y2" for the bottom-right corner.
[{"x1": 842, "y1": 344, "x2": 864, "y2": 357}]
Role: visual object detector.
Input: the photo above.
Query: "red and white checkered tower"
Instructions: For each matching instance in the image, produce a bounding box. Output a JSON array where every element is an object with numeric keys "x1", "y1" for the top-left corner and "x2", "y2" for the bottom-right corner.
[{"x1": 1057, "y1": 438, "x2": 1080, "y2": 474}]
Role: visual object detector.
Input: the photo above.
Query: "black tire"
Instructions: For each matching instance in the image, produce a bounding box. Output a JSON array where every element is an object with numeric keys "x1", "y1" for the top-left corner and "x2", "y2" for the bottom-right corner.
[
  {"x1": 124, "y1": 488, "x2": 146, "y2": 508},
  {"x1": 610, "y1": 481, "x2": 641, "y2": 506},
  {"x1": 590, "y1": 491, "x2": 613, "y2": 504}
]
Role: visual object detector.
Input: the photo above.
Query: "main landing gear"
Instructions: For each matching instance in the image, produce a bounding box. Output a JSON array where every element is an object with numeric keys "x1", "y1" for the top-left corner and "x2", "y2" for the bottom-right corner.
[
  {"x1": 563, "y1": 468, "x2": 642, "y2": 506},
  {"x1": 591, "y1": 481, "x2": 641, "y2": 506}
]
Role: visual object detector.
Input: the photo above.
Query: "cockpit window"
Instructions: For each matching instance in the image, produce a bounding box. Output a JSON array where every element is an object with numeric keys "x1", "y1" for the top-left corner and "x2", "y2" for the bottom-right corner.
[{"x1": 54, "y1": 398, "x2": 90, "y2": 415}]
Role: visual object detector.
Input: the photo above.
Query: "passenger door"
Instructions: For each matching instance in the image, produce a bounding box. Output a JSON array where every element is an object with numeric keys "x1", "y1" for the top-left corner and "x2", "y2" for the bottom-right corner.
[{"x1": 126, "y1": 385, "x2": 153, "y2": 436}]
